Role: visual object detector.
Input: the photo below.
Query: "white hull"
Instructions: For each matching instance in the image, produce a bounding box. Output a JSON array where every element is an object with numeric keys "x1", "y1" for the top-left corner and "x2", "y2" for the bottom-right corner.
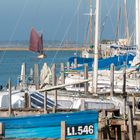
[
  {"x1": 65, "y1": 68, "x2": 140, "y2": 93},
  {"x1": 37, "y1": 53, "x2": 47, "y2": 59}
]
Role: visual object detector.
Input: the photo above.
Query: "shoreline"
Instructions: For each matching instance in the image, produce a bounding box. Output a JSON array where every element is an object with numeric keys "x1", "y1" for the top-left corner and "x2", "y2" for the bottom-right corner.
[{"x1": 0, "y1": 47, "x2": 83, "y2": 51}]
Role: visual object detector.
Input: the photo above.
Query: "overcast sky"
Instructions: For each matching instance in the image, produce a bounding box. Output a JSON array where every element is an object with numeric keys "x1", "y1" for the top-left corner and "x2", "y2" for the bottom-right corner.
[{"x1": 0, "y1": 0, "x2": 135, "y2": 43}]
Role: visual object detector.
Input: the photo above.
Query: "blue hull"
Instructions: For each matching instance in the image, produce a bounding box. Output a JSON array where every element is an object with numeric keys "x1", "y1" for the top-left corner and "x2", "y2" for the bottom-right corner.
[
  {"x1": 69, "y1": 53, "x2": 135, "y2": 71},
  {"x1": 0, "y1": 111, "x2": 98, "y2": 139}
]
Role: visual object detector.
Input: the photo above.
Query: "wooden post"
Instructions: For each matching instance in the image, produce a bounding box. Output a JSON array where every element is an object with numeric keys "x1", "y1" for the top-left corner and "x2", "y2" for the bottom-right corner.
[
  {"x1": 61, "y1": 121, "x2": 66, "y2": 140},
  {"x1": 28, "y1": 94, "x2": 31, "y2": 108},
  {"x1": 67, "y1": 61, "x2": 70, "y2": 70},
  {"x1": 122, "y1": 66, "x2": 127, "y2": 140},
  {"x1": 20, "y1": 63, "x2": 26, "y2": 88},
  {"x1": 52, "y1": 64, "x2": 57, "y2": 113},
  {"x1": 74, "y1": 58, "x2": 78, "y2": 68},
  {"x1": 128, "y1": 105, "x2": 134, "y2": 140},
  {"x1": 24, "y1": 92, "x2": 28, "y2": 108},
  {"x1": 110, "y1": 64, "x2": 114, "y2": 96},
  {"x1": 80, "y1": 99, "x2": 85, "y2": 111},
  {"x1": 84, "y1": 64, "x2": 88, "y2": 93},
  {"x1": 8, "y1": 79, "x2": 12, "y2": 116},
  {"x1": 0, "y1": 123, "x2": 4, "y2": 138},
  {"x1": 61, "y1": 63, "x2": 65, "y2": 84},
  {"x1": 34, "y1": 64, "x2": 39, "y2": 89},
  {"x1": 132, "y1": 94, "x2": 135, "y2": 117},
  {"x1": 44, "y1": 91, "x2": 48, "y2": 114}
]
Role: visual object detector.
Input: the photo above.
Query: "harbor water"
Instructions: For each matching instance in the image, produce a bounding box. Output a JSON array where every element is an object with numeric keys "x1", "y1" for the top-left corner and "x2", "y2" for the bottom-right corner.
[{"x1": 0, "y1": 50, "x2": 79, "y2": 86}]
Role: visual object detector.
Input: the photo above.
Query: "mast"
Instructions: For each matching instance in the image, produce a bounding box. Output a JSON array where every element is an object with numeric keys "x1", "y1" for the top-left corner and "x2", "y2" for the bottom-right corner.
[
  {"x1": 124, "y1": 0, "x2": 129, "y2": 45},
  {"x1": 136, "y1": 0, "x2": 140, "y2": 52},
  {"x1": 115, "y1": 2, "x2": 121, "y2": 43},
  {"x1": 93, "y1": 0, "x2": 100, "y2": 94},
  {"x1": 89, "y1": 0, "x2": 93, "y2": 45}
]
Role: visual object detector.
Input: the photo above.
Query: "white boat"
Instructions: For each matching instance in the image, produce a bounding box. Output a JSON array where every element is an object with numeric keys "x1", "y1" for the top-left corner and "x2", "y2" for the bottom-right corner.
[{"x1": 65, "y1": 0, "x2": 139, "y2": 93}]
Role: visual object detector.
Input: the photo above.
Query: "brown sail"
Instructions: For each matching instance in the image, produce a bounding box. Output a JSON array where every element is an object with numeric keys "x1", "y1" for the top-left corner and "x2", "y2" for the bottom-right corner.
[{"x1": 29, "y1": 28, "x2": 43, "y2": 53}]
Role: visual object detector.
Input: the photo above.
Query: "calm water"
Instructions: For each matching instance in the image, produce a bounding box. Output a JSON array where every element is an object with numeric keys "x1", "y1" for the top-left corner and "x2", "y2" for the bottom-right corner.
[{"x1": 0, "y1": 50, "x2": 79, "y2": 86}]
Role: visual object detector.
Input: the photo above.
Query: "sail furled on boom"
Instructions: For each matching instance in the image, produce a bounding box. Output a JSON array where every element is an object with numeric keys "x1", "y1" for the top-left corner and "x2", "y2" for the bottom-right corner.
[{"x1": 29, "y1": 28, "x2": 43, "y2": 53}]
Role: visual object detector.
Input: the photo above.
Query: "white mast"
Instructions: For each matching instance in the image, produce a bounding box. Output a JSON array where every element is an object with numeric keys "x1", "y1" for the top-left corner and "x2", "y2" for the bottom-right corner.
[
  {"x1": 136, "y1": 0, "x2": 140, "y2": 50},
  {"x1": 93, "y1": 0, "x2": 100, "y2": 94},
  {"x1": 89, "y1": 0, "x2": 93, "y2": 45}
]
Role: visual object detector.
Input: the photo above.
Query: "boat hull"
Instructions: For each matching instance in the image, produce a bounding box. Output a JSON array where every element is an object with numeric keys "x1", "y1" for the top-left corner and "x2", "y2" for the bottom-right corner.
[{"x1": 0, "y1": 111, "x2": 98, "y2": 139}]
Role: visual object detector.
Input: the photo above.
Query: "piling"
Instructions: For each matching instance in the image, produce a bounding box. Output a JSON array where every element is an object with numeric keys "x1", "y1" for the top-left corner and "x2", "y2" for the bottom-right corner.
[
  {"x1": 34, "y1": 64, "x2": 39, "y2": 89},
  {"x1": 74, "y1": 58, "x2": 78, "y2": 68},
  {"x1": 52, "y1": 64, "x2": 57, "y2": 113},
  {"x1": 84, "y1": 64, "x2": 88, "y2": 93},
  {"x1": 132, "y1": 94, "x2": 135, "y2": 117},
  {"x1": 128, "y1": 105, "x2": 134, "y2": 140},
  {"x1": 20, "y1": 63, "x2": 26, "y2": 88},
  {"x1": 61, "y1": 121, "x2": 66, "y2": 140},
  {"x1": 0, "y1": 123, "x2": 4, "y2": 138},
  {"x1": 122, "y1": 66, "x2": 128, "y2": 139},
  {"x1": 61, "y1": 63, "x2": 65, "y2": 84},
  {"x1": 44, "y1": 91, "x2": 48, "y2": 114},
  {"x1": 8, "y1": 79, "x2": 12, "y2": 116},
  {"x1": 24, "y1": 92, "x2": 28, "y2": 108},
  {"x1": 28, "y1": 94, "x2": 31, "y2": 108},
  {"x1": 110, "y1": 64, "x2": 114, "y2": 96}
]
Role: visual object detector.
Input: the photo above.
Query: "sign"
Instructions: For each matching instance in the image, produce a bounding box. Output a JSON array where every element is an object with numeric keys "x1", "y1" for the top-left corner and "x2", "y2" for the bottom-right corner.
[{"x1": 66, "y1": 124, "x2": 94, "y2": 136}]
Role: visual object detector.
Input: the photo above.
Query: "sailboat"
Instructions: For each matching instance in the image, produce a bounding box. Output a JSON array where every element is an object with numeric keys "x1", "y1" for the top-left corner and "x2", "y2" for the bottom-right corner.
[
  {"x1": 65, "y1": 0, "x2": 138, "y2": 93},
  {"x1": 29, "y1": 27, "x2": 46, "y2": 59}
]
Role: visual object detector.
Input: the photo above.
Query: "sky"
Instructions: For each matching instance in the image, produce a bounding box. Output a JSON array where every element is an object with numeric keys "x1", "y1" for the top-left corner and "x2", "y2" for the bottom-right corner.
[{"x1": 0, "y1": 0, "x2": 135, "y2": 44}]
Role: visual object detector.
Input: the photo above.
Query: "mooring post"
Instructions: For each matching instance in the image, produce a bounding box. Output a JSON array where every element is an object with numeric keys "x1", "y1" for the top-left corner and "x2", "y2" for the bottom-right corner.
[
  {"x1": 128, "y1": 105, "x2": 134, "y2": 140},
  {"x1": 28, "y1": 94, "x2": 31, "y2": 108},
  {"x1": 67, "y1": 61, "x2": 70, "y2": 70},
  {"x1": 24, "y1": 92, "x2": 28, "y2": 108},
  {"x1": 20, "y1": 63, "x2": 26, "y2": 88},
  {"x1": 34, "y1": 64, "x2": 39, "y2": 90},
  {"x1": 132, "y1": 93, "x2": 135, "y2": 117},
  {"x1": 122, "y1": 65, "x2": 127, "y2": 139},
  {"x1": 110, "y1": 64, "x2": 114, "y2": 96},
  {"x1": 84, "y1": 64, "x2": 88, "y2": 93},
  {"x1": 52, "y1": 64, "x2": 57, "y2": 113},
  {"x1": 0, "y1": 123, "x2": 4, "y2": 138},
  {"x1": 44, "y1": 91, "x2": 48, "y2": 114},
  {"x1": 74, "y1": 58, "x2": 78, "y2": 68},
  {"x1": 61, "y1": 121, "x2": 66, "y2": 140},
  {"x1": 8, "y1": 79, "x2": 12, "y2": 116},
  {"x1": 61, "y1": 63, "x2": 65, "y2": 84}
]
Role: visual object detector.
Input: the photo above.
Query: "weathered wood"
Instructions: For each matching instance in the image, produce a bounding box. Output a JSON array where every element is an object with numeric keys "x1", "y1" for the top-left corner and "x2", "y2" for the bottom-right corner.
[
  {"x1": 24, "y1": 92, "x2": 28, "y2": 108},
  {"x1": 8, "y1": 79, "x2": 12, "y2": 116},
  {"x1": 128, "y1": 105, "x2": 134, "y2": 140},
  {"x1": 61, "y1": 63, "x2": 65, "y2": 84},
  {"x1": 52, "y1": 64, "x2": 57, "y2": 113},
  {"x1": 80, "y1": 99, "x2": 85, "y2": 111},
  {"x1": 132, "y1": 94, "x2": 135, "y2": 117},
  {"x1": 28, "y1": 94, "x2": 31, "y2": 108},
  {"x1": 34, "y1": 64, "x2": 39, "y2": 89},
  {"x1": 61, "y1": 121, "x2": 66, "y2": 140},
  {"x1": 110, "y1": 64, "x2": 114, "y2": 96},
  {"x1": 20, "y1": 63, "x2": 26, "y2": 88},
  {"x1": 44, "y1": 92, "x2": 48, "y2": 114},
  {"x1": 66, "y1": 61, "x2": 70, "y2": 70},
  {"x1": 84, "y1": 64, "x2": 88, "y2": 93},
  {"x1": 74, "y1": 58, "x2": 78, "y2": 68},
  {"x1": 0, "y1": 123, "x2": 4, "y2": 137}
]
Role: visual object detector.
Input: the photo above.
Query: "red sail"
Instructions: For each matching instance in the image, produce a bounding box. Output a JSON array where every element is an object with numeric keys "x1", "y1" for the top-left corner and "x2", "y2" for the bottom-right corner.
[{"x1": 29, "y1": 28, "x2": 43, "y2": 53}]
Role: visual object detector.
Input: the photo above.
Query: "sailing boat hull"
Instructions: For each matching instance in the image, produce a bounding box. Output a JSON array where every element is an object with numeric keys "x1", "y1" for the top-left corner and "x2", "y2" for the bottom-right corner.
[
  {"x1": 37, "y1": 53, "x2": 47, "y2": 59},
  {"x1": 0, "y1": 111, "x2": 98, "y2": 139}
]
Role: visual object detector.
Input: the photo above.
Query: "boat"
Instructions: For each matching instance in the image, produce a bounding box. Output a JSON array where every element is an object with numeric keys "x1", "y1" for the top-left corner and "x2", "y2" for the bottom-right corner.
[
  {"x1": 0, "y1": 110, "x2": 98, "y2": 139},
  {"x1": 29, "y1": 27, "x2": 46, "y2": 59},
  {"x1": 64, "y1": 0, "x2": 138, "y2": 93}
]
